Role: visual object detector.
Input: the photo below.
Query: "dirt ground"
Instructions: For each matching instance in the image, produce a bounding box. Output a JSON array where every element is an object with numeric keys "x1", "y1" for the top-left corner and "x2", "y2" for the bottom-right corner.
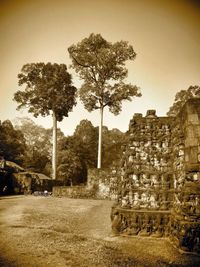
[{"x1": 0, "y1": 195, "x2": 199, "y2": 267}]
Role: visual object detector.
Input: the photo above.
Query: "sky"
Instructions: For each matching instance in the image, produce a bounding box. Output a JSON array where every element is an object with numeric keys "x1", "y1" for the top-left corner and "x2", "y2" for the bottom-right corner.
[{"x1": 0, "y1": 0, "x2": 200, "y2": 135}]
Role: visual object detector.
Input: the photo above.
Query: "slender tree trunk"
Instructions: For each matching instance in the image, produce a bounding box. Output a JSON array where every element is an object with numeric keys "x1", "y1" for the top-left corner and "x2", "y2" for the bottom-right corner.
[
  {"x1": 97, "y1": 107, "x2": 103, "y2": 169},
  {"x1": 52, "y1": 110, "x2": 57, "y2": 180}
]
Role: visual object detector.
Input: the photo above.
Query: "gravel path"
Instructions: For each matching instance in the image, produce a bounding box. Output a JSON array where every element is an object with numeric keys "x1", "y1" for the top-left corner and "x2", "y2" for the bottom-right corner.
[{"x1": 0, "y1": 195, "x2": 199, "y2": 267}]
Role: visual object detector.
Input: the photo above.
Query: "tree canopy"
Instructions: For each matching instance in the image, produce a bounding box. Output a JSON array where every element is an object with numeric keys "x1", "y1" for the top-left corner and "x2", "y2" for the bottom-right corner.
[
  {"x1": 57, "y1": 149, "x2": 87, "y2": 186},
  {"x1": 14, "y1": 117, "x2": 52, "y2": 154},
  {"x1": 167, "y1": 85, "x2": 200, "y2": 116},
  {"x1": 73, "y1": 120, "x2": 98, "y2": 168},
  {"x1": 101, "y1": 127, "x2": 127, "y2": 168},
  {"x1": 59, "y1": 119, "x2": 126, "y2": 170},
  {"x1": 58, "y1": 120, "x2": 98, "y2": 168},
  {"x1": 14, "y1": 118, "x2": 51, "y2": 174},
  {"x1": 14, "y1": 63, "x2": 77, "y2": 121},
  {"x1": 68, "y1": 33, "x2": 141, "y2": 115},
  {"x1": 0, "y1": 120, "x2": 26, "y2": 164},
  {"x1": 14, "y1": 117, "x2": 65, "y2": 158}
]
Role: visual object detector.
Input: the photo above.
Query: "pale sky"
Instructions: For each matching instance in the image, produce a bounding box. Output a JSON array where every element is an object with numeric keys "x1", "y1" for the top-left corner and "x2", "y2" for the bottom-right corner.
[{"x1": 0, "y1": 0, "x2": 200, "y2": 135}]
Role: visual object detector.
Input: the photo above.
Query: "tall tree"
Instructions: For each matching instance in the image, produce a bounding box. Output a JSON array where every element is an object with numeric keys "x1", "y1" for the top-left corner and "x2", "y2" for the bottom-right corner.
[
  {"x1": 167, "y1": 85, "x2": 200, "y2": 116},
  {"x1": 68, "y1": 33, "x2": 141, "y2": 168},
  {"x1": 13, "y1": 63, "x2": 77, "y2": 179}
]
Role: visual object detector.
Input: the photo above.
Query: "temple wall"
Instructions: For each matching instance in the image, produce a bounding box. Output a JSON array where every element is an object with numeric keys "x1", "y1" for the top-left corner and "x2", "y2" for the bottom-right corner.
[
  {"x1": 112, "y1": 110, "x2": 174, "y2": 237},
  {"x1": 119, "y1": 110, "x2": 173, "y2": 211},
  {"x1": 170, "y1": 99, "x2": 200, "y2": 253},
  {"x1": 112, "y1": 99, "x2": 200, "y2": 253}
]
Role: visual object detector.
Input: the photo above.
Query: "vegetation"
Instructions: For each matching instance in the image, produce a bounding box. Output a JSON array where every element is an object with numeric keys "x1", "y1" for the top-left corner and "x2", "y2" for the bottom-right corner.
[
  {"x1": 167, "y1": 85, "x2": 200, "y2": 116},
  {"x1": 57, "y1": 149, "x2": 87, "y2": 186},
  {"x1": 72, "y1": 120, "x2": 98, "y2": 168},
  {"x1": 101, "y1": 127, "x2": 126, "y2": 168},
  {"x1": 59, "y1": 119, "x2": 125, "y2": 171},
  {"x1": 14, "y1": 117, "x2": 63, "y2": 175},
  {"x1": 2, "y1": 35, "x2": 140, "y2": 185},
  {"x1": 68, "y1": 33, "x2": 141, "y2": 168},
  {"x1": 0, "y1": 120, "x2": 26, "y2": 164},
  {"x1": 0, "y1": 115, "x2": 123, "y2": 186},
  {"x1": 13, "y1": 63, "x2": 77, "y2": 179},
  {"x1": 14, "y1": 117, "x2": 51, "y2": 174}
]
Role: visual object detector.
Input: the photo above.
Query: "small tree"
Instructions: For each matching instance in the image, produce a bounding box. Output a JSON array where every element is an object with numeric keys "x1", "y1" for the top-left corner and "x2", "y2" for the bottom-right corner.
[
  {"x1": 68, "y1": 33, "x2": 141, "y2": 168},
  {"x1": 167, "y1": 85, "x2": 200, "y2": 116},
  {"x1": 14, "y1": 63, "x2": 77, "y2": 179}
]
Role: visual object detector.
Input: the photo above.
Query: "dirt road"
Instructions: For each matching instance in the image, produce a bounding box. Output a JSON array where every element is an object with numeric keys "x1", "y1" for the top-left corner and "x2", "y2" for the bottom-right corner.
[{"x1": 0, "y1": 195, "x2": 199, "y2": 267}]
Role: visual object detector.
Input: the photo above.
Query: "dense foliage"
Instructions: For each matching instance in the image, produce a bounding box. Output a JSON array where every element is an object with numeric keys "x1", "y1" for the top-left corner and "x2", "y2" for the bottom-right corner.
[
  {"x1": 14, "y1": 63, "x2": 77, "y2": 121},
  {"x1": 0, "y1": 115, "x2": 125, "y2": 185},
  {"x1": 68, "y1": 33, "x2": 141, "y2": 114},
  {"x1": 59, "y1": 120, "x2": 125, "y2": 170},
  {"x1": 101, "y1": 127, "x2": 127, "y2": 168},
  {"x1": 14, "y1": 118, "x2": 51, "y2": 174},
  {"x1": 0, "y1": 120, "x2": 26, "y2": 164},
  {"x1": 167, "y1": 85, "x2": 200, "y2": 116},
  {"x1": 57, "y1": 149, "x2": 87, "y2": 186}
]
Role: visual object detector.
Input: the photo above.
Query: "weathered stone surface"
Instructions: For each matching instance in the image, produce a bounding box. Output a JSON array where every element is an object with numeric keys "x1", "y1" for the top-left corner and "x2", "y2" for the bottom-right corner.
[
  {"x1": 53, "y1": 185, "x2": 94, "y2": 198},
  {"x1": 53, "y1": 168, "x2": 120, "y2": 200},
  {"x1": 112, "y1": 99, "x2": 200, "y2": 254}
]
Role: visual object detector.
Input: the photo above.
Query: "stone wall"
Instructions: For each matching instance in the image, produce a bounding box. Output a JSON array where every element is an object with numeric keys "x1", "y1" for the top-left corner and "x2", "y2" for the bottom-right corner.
[
  {"x1": 112, "y1": 99, "x2": 200, "y2": 254},
  {"x1": 53, "y1": 185, "x2": 94, "y2": 198},
  {"x1": 53, "y1": 168, "x2": 119, "y2": 200}
]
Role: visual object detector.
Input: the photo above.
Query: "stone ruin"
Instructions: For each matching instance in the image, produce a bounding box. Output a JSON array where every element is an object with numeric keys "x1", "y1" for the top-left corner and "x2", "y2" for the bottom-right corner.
[{"x1": 111, "y1": 98, "x2": 200, "y2": 254}]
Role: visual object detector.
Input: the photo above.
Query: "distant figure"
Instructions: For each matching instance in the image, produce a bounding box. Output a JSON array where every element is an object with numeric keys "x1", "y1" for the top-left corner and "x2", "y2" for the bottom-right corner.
[{"x1": 44, "y1": 190, "x2": 48, "y2": 197}]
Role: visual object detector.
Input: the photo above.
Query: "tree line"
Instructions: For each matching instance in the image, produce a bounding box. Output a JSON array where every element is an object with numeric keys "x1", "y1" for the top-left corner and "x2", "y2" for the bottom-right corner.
[{"x1": 0, "y1": 117, "x2": 126, "y2": 185}]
